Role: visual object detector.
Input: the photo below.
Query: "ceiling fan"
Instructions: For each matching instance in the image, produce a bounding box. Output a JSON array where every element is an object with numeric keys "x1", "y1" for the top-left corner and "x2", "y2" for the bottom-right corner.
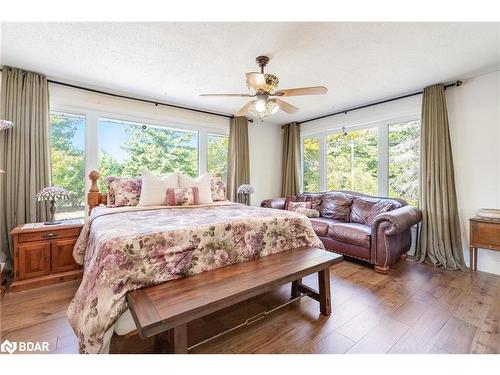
[{"x1": 200, "y1": 55, "x2": 328, "y2": 119}]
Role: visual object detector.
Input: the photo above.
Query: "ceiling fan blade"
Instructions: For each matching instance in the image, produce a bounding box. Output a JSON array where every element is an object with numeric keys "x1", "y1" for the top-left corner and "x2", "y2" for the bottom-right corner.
[
  {"x1": 275, "y1": 86, "x2": 328, "y2": 97},
  {"x1": 275, "y1": 98, "x2": 299, "y2": 114},
  {"x1": 200, "y1": 93, "x2": 252, "y2": 97},
  {"x1": 245, "y1": 72, "x2": 267, "y2": 91},
  {"x1": 235, "y1": 101, "x2": 253, "y2": 116}
]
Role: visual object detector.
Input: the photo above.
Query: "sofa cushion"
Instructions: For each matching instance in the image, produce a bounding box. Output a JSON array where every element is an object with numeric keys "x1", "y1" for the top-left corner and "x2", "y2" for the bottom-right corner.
[
  {"x1": 330, "y1": 222, "x2": 371, "y2": 248},
  {"x1": 310, "y1": 217, "x2": 343, "y2": 236},
  {"x1": 350, "y1": 196, "x2": 378, "y2": 224},
  {"x1": 320, "y1": 192, "x2": 352, "y2": 221}
]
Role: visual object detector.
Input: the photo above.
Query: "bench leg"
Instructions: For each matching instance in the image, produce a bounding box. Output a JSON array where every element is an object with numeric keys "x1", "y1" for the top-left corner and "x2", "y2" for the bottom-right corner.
[
  {"x1": 155, "y1": 324, "x2": 188, "y2": 354},
  {"x1": 291, "y1": 278, "x2": 302, "y2": 298},
  {"x1": 318, "y1": 268, "x2": 331, "y2": 316}
]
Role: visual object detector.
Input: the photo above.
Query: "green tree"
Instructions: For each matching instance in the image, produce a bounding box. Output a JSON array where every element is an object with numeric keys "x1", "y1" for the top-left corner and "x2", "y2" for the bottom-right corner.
[
  {"x1": 327, "y1": 128, "x2": 378, "y2": 195},
  {"x1": 389, "y1": 121, "x2": 420, "y2": 206},
  {"x1": 97, "y1": 150, "x2": 124, "y2": 192},
  {"x1": 98, "y1": 123, "x2": 199, "y2": 186},
  {"x1": 303, "y1": 138, "x2": 320, "y2": 192},
  {"x1": 207, "y1": 135, "x2": 229, "y2": 182},
  {"x1": 50, "y1": 115, "x2": 85, "y2": 211},
  {"x1": 121, "y1": 125, "x2": 198, "y2": 177}
]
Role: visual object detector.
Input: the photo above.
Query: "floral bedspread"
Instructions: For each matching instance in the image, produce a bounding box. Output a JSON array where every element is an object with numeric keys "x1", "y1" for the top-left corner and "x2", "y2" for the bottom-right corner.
[{"x1": 67, "y1": 203, "x2": 323, "y2": 354}]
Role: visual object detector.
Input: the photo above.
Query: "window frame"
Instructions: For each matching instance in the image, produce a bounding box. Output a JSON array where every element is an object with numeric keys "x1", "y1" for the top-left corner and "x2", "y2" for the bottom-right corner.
[
  {"x1": 50, "y1": 104, "x2": 229, "y2": 213},
  {"x1": 49, "y1": 110, "x2": 87, "y2": 219},
  {"x1": 300, "y1": 114, "x2": 420, "y2": 198}
]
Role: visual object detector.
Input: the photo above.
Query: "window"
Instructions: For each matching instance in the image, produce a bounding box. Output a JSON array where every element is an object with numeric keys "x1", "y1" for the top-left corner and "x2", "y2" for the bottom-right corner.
[
  {"x1": 98, "y1": 118, "x2": 198, "y2": 190},
  {"x1": 207, "y1": 134, "x2": 229, "y2": 182},
  {"x1": 50, "y1": 112, "x2": 86, "y2": 219},
  {"x1": 302, "y1": 137, "x2": 320, "y2": 192},
  {"x1": 327, "y1": 127, "x2": 378, "y2": 195},
  {"x1": 389, "y1": 120, "x2": 420, "y2": 206},
  {"x1": 302, "y1": 118, "x2": 420, "y2": 204}
]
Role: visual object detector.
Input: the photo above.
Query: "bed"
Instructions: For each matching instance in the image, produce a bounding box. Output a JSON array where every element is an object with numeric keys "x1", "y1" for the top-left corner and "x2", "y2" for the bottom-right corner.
[{"x1": 67, "y1": 171, "x2": 324, "y2": 354}]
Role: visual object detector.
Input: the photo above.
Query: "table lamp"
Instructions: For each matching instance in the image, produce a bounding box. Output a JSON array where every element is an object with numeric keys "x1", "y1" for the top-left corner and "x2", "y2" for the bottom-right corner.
[
  {"x1": 237, "y1": 184, "x2": 255, "y2": 206},
  {"x1": 36, "y1": 186, "x2": 70, "y2": 225}
]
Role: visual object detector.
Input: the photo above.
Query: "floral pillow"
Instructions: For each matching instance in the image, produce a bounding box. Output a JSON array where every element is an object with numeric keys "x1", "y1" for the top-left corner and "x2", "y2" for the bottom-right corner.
[
  {"x1": 210, "y1": 177, "x2": 227, "y2": 201},
  {"x1": 166, "y1": 187, "x2": 200, "y2": 206},
  {"x1": 287, "y1": 201, "x2": 312, "y2": 211},
  {"x1": 104, "y1": 176, "x2": 142, "y2": 207},
  {"x1": 295, "y1": 207, "x2": 320, "y2": 218}
]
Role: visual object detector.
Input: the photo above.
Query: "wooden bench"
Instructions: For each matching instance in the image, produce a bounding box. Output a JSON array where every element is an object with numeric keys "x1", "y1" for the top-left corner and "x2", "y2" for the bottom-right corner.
[{"x1": 126, "y1": 246, "x2": 342, "y2": 353}]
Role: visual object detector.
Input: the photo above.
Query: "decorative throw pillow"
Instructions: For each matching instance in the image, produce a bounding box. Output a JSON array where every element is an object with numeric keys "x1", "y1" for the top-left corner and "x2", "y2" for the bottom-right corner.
[
  {"x1": 104, "y1": 176, "x2": 142, "y2": 207},
  {"x1": 210, "y1": 177, "x2": 227, "y2": 201},
  {"x1": 166, "y1": 187, "x2": 200, "y2": 206},
  {"x1": 295, "y1": 207, "x2": 320, "y2": 218},
  {"x1": 138, "y1": 169, "x2": 179, "y2": 206},
  {"x1": 285, "y1": 195, "x2": 307, "y2": 210},
  {"x1": 287, "y1": 201, "x2": 312, "y2": 211},
  {"x1": 178, "y1": 173, "x2": 213, "y2": 204}
]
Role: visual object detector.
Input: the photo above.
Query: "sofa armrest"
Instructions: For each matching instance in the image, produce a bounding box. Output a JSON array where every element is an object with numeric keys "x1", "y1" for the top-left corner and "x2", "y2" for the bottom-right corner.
[
  {"x1": 371, "y1": 205, "x2": 422, "y2": 236},
  {"x1": 260, "y1": 198, "x2": 286, "y2": 210}
]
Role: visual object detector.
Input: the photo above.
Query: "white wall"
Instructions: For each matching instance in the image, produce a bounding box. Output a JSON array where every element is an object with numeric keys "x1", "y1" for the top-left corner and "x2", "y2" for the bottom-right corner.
[
  {"x1": 447, "y1": 71, "x2": 500, "y2": 275},
  {"x1": 248, "y1": 121, "x2": 282, "y2": 206},
  {"x1": 302, "y1": 70, "x2": 500, "y2": 275}
]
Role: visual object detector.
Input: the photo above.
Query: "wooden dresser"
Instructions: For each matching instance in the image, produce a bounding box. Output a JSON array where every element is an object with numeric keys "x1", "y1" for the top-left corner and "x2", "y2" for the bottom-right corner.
[
  {"x1": 10, "y1": 219, "x2": 84, "y2": 292},
  {"x1": 469, "y1": 216, "x2": 500, "y2": 271}
]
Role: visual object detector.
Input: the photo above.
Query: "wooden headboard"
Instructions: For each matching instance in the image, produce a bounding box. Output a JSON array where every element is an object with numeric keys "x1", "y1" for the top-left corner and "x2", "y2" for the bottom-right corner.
[{"x1": 87, "y1": 170, "x2": 108, "y2": 214}]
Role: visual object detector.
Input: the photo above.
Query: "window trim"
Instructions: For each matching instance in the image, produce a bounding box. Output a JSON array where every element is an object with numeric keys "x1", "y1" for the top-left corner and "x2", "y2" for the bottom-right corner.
[
  {"x1": 300, "y1": 114, "x2": 420, "y2": 197},
  {"x1": 49, "y1": 110, "x2": 88, "y2": 219}
]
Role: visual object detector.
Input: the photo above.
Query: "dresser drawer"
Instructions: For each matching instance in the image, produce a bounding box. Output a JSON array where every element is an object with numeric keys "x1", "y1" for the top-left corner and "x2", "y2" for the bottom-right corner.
[
  {"x1": 18, "y1": 227, "x2": 81, "y2": 243},
  {"x1": 471, "y1": 221, "x2": 500, "y2": 247}
]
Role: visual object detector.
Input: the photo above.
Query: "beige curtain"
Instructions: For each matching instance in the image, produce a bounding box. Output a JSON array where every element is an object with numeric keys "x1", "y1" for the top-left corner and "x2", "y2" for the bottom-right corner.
[
  {"x1": 281, "y1": 122, "x2": 301, "y2": 196},
  {"x1": 227, "y1": 116, "x2": 250, "y2": 202},
  {"x1": 0, "y1": 66, "x2": 51, "y2": 270},
  {"x1": 416, "y1": 84, "x2": 466, "y2": 270}
]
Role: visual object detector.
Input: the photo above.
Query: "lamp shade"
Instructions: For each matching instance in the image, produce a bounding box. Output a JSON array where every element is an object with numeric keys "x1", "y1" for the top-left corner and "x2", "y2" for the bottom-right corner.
[
  {"x1": 237, "y1": 184, "x2": 255, "y2": 194},
  {"x1": 0, "y1": 120, "x2": 14, "y2": 130},
  {"x1": 36, "y1": 186, "x2": 70, "y2": 201}
]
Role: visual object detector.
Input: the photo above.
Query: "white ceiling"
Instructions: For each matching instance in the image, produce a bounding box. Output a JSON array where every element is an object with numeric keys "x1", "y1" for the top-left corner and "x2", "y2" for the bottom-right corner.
[{"x1": 1, "y1": 22, "x2": 499, "y2": 124}]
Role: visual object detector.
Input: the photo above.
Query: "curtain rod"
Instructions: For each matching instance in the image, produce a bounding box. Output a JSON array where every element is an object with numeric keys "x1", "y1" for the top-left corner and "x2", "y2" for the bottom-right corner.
[
  {"x1": 0, "y1": 67, "x2": 235, "y2": 120},
  {"x1": 47, "y1": 80, "x2": 236, "y2": 119},
  {"x1": 298, "y1": 80, "x2": 463, "y2": 125}
]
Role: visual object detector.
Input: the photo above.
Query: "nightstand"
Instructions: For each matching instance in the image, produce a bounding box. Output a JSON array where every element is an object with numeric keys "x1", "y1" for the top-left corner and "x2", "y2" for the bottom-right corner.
[
  {"x1": 10, "y1": 219, "x2": 84, "y2": 292},
  {"x1": 469, "y1": 216, "x2": 500, "y2": 271}
]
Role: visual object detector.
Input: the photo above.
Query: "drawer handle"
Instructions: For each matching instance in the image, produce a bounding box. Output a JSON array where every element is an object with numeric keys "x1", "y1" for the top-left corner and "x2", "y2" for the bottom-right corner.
[{"x1": 43, "y1": 233, "x2": 58, "y2": 239}]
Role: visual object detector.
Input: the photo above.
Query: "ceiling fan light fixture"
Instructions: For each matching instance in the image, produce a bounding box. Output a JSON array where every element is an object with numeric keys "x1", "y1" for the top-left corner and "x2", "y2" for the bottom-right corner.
[
  {"x1": 255, "y1": 96, "x2": 267, "y2": 113},
  {"x1": 248, "y1": 99, "x2": 279, "y2": 118},
  {"x1": 264, "y1": 74, "x2": 279, "y2": 94}
]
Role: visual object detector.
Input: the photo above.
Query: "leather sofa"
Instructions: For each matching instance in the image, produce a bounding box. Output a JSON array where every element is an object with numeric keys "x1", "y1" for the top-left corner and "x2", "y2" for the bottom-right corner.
[{"x1": 261, "y1": 191, "x2": 422, "y2": 273}]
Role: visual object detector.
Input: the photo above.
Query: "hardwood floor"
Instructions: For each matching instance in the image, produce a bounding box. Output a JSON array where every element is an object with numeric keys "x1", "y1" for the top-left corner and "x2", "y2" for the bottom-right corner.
[{"x1": 1, "y1": 259, "x2": 498, "y2": 354}]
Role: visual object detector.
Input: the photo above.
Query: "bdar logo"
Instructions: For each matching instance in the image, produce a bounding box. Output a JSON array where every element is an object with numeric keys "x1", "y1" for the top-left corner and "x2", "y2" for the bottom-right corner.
[{"x1": 1, "y1": 339, "x2": 17, "y2": 354}]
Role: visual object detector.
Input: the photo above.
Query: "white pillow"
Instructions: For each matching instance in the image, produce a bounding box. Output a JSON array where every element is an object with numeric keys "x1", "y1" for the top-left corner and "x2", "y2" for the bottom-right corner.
[
  {"x1": 178, "y1": 173, "x2": 213, "y2": 204},
  {"x1": 138, "y1": 169, "x2": 179, "y2": 206}
]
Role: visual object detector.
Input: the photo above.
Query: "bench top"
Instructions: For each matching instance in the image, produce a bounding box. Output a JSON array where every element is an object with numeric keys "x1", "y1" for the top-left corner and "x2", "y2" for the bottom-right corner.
[{"x1": 127, "y1": 246, "x2": 342, "y2": 337}]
